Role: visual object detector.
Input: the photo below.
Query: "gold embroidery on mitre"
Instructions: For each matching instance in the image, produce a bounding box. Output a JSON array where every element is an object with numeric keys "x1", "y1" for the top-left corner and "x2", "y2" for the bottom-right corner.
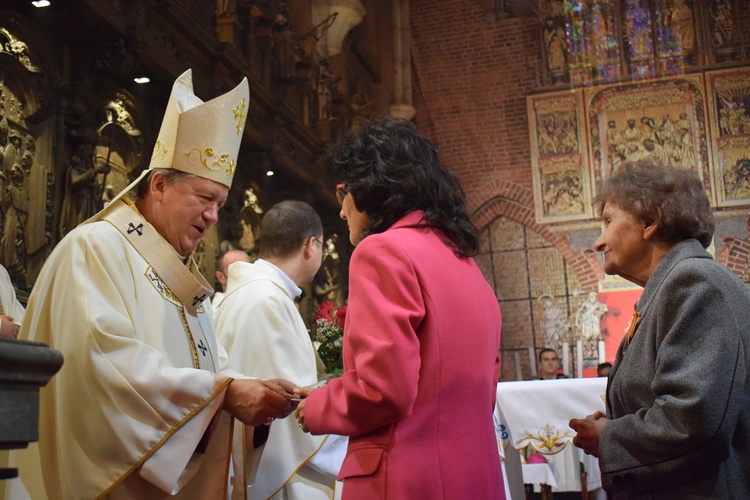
[
  {"x1": 145, "y1": 266, "x2": 182, "y2": 307},
  {"x1": 151, "y1": 139, "x2": 168, "y2": 161},
  {"x1": 185, "y1": 147, "x2": 236, "y2": 177},
  {"x1": 233, "y1": 98, "x2": 247, "y2": 134}
]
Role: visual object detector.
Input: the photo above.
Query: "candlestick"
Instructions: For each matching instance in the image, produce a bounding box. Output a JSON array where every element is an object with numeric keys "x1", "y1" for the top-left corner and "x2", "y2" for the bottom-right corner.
[{"x1": 514, "y1": 351, "x2": 522, "y2": 381}]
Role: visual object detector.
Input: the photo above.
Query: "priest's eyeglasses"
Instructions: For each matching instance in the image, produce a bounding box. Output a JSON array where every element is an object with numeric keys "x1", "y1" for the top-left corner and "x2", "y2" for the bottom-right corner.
[
  {"x1": 335, "y1": 183, "x2": 349, "y2": 205},
  {"x1": 314, "y1": 236, "x2": 328, "y2": 258}
]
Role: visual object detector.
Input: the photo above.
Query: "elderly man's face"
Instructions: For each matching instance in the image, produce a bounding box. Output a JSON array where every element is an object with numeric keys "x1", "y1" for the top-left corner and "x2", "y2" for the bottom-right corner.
[{"x1": 148, "y1": 173, "x2": 228, "y2": 255}]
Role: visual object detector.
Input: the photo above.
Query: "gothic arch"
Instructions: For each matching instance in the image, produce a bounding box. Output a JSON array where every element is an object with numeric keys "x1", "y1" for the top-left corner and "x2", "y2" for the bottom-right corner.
[
  {"x1": 717, "y1": 216, "x2": 750, "y2": 285},
  {"x1": 469, "y1": 179, "x2": 601, "y2": 291}
]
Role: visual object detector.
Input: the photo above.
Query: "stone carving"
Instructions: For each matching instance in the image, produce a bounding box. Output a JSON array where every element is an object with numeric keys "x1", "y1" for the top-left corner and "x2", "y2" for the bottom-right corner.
[
  {"x1": 574, "y1": 291, "x2": 608, "y2": 359},
  {"x1": 0, "y1": 129, "x2": 42, "y2": 286},
  {"x1": 538, "y1": 295, "x2": 569, "y2": 355},
  {"x1": 104, "y1": 98, "x2": 141, "y2": 136},
  {"x1": 673, "y1": 0, "x2": 696, "y2": 52},
  {"x1": 709, "y1": 0, "x2": 735, "y2": 49},
  {"x1": 272, "y1": 3, "x2": 297, "y2": 81},
  {"x1": 0, "y1": 80, "x2": 26, "y2": 128},
  {"x1": 0, "y1": 28, "x2": 41, "y2": 73},
  {"x1": 59, "y1": 129, "x2": 110, "y2": 238},
  {"x1": 544, "y1": 20, "x2": 567, "y2": 81}
]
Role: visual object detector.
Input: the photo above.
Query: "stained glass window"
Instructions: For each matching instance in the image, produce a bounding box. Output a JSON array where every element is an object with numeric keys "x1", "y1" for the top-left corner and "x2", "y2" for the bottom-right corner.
[
  {"x1": 564, "y1": 0, "x2": 621, "y2": 87},
  {"x1": 562, "y1": 0, "x2": 690, "y2": 87}
]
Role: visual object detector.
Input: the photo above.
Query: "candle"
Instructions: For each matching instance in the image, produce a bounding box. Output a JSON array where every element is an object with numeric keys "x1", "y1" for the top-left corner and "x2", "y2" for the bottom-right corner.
[
  {"x1": 528, "y1": 346, "x2": 537, "y2": 378},
  {"x1": 598, "y1": 340, "x2": 606, "y2": 363},
  {"x1": 562, "y1": 342, "x2": 569, "y2": 376},
  {"x1": 576, "y1": 340, "x2": 583, "y2": 378},
  {"x1": 514, "y1": 351, "x2": 522, "y2": 381}
]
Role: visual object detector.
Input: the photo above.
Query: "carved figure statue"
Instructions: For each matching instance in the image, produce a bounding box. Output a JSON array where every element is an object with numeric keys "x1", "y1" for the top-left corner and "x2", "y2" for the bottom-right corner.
[
  {"x1": 19, "y1": 134, "x2": 35, "y2": 173},
  {"x1": 710, "y1": 0, "x2": 734, "y2": 48},
  {"x1": 272, "y1": 4, "x2": 296, "y2": 81},
  {"x1": 575, "y1": 291, "x2": 608, "y2": 358},
  {"x1": 2, "y1": 128, "x2": 22, "y2": 174},
  {"x1": 673, "y1": 0, "x2": 696, "y2": 51},
  {"x1": 539, "y1": 295, "x2": 568, "y2": 355},
  {"x1": 104, "y1": 99, "x2": 139, "y2": 135},
  {"x1": 317, "y1": 60, "x2": 340, "y2": 121},
  {"x1": 727, "y1": 159, "x2": 750, "y2": 199},
  {"x1": 544, "y1": 20, "x2": 567, "y2": 76},
  {"x1": 59, "y1": 131, "x2": 111, "y2": 238},
  {"x1": 1, "y1": 164, "x2": 29, "y2": 280}
]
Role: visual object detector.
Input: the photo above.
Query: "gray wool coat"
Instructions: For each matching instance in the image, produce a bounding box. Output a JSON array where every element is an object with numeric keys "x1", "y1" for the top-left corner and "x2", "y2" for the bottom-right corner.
[{"x1": 600, "y1": 239, "x2": 750, "y2": 499}]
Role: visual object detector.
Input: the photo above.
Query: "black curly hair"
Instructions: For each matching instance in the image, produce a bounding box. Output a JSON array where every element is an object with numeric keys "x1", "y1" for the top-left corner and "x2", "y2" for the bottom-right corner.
[{"x1": 324, "y1": 117, "x2": 478, "y2": 257}]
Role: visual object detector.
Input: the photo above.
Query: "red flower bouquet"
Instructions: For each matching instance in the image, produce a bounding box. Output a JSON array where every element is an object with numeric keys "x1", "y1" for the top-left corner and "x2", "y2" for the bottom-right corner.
[{"x1": 313, "y1": 301, "x2": 345, "y2": 373}]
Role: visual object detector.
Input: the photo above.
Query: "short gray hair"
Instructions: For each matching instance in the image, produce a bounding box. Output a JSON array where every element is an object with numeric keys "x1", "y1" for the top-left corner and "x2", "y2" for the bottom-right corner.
[
  {"x1": 594, "y1": 160, "x2": 714, "y2": 248},
  {"x1": 135, "y1": 169, "x2": 196, "y2": 199}
]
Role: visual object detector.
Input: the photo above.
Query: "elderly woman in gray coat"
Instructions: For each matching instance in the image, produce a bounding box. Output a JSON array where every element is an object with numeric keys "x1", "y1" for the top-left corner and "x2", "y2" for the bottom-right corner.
[{"x1": 569, "y1": 161, "x2": 750, "y2": 499}]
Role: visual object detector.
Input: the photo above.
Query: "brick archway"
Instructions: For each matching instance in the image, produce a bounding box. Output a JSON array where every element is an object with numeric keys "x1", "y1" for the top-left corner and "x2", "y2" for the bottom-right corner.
[
  {"x1": 718, "y1": 218, "x2": 750, "y2": 284},
  {"x1": 468, "y1": 180, "x2": 601, "y2": 291}
]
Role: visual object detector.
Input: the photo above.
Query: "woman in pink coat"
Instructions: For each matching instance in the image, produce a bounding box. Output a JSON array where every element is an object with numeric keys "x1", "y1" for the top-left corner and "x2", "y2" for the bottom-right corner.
[{"x1": 295, "y1": 117, "x2": 504, "y2": 499}]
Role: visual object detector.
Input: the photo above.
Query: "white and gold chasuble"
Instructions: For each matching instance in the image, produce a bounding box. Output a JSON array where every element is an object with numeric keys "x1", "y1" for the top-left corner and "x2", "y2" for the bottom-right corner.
[{"x1": 8, "y1": 200, "x2": 236, "y2": 499}]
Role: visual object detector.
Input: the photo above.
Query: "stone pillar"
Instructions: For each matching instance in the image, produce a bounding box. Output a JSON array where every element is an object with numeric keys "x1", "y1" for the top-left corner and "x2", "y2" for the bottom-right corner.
[{"x1": 390, "y1": 0, "x2": 415, "y2": 120}]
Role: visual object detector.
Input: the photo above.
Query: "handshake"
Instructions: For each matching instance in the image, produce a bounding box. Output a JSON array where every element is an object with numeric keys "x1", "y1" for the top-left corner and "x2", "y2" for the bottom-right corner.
[{"x1": 222, "y1": 377, "x2": 326, "y2": 429}]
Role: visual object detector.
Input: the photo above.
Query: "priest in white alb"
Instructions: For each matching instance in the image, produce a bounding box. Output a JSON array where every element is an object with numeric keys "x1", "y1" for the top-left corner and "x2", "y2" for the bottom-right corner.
[{"x1": 215, "y1": 200, "x2": 346, "y2": 500}]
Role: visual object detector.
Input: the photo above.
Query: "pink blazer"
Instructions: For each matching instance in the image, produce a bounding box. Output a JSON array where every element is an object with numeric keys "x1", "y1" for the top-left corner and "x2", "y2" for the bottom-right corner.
[{"x1": 305, "y1": 211, "x2": 504, "y2": 499}]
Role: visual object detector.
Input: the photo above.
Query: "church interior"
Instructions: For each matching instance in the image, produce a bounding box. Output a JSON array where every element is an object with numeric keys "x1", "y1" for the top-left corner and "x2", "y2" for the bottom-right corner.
[{"x1": 1, "y1": 0, "x2": 749, "y2": 381}]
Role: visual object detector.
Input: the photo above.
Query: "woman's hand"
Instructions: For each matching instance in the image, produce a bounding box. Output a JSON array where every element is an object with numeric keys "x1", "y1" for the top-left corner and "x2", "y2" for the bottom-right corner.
[
  {"x1": 293, "y1": 379, "x2": 330, "y2": 432},
  {"x1": 294, "y1": 398, "x2": 309, "y2": 432},
  {"x1": 569, "y1": 411, "x2": 608, "y2": 457}
]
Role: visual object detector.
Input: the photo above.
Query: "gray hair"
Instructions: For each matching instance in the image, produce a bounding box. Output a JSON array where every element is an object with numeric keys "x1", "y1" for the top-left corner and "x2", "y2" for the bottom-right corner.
[{"x1": 594, "y1": 160, "x2": 714, "y2": 248}]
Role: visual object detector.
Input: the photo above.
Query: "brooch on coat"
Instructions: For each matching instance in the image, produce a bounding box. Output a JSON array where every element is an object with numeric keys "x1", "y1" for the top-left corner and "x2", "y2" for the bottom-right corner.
[{"x1": 621, "y1": 311, "x2": 642, "y2": 357}]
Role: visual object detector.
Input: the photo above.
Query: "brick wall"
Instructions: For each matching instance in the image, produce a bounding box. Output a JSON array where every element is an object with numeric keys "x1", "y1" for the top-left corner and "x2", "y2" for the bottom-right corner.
[
  {"x1": 411, "y1": 1, "x2": 538, "y2": 195},
  {"x1": 410, "y1": 0, "x2": 750, "y2": 288}
]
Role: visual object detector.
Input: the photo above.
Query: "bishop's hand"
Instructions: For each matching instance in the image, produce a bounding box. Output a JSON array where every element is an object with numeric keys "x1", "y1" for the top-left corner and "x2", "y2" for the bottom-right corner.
[{"x1": 223, "y1": 378, "x2": 298, "y2": 427}]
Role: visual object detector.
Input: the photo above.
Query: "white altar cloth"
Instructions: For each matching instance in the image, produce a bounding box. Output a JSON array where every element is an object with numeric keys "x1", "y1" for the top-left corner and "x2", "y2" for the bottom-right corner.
[
  {"x1": 496, "y1": 378, "x2": 606, "y2": 453},
  {"x1": 495, "y1": 378, "x2": 607, "y2": 493},
  {"x1": 521, "y1": 463, "x2": 558, "y2": 488}
]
